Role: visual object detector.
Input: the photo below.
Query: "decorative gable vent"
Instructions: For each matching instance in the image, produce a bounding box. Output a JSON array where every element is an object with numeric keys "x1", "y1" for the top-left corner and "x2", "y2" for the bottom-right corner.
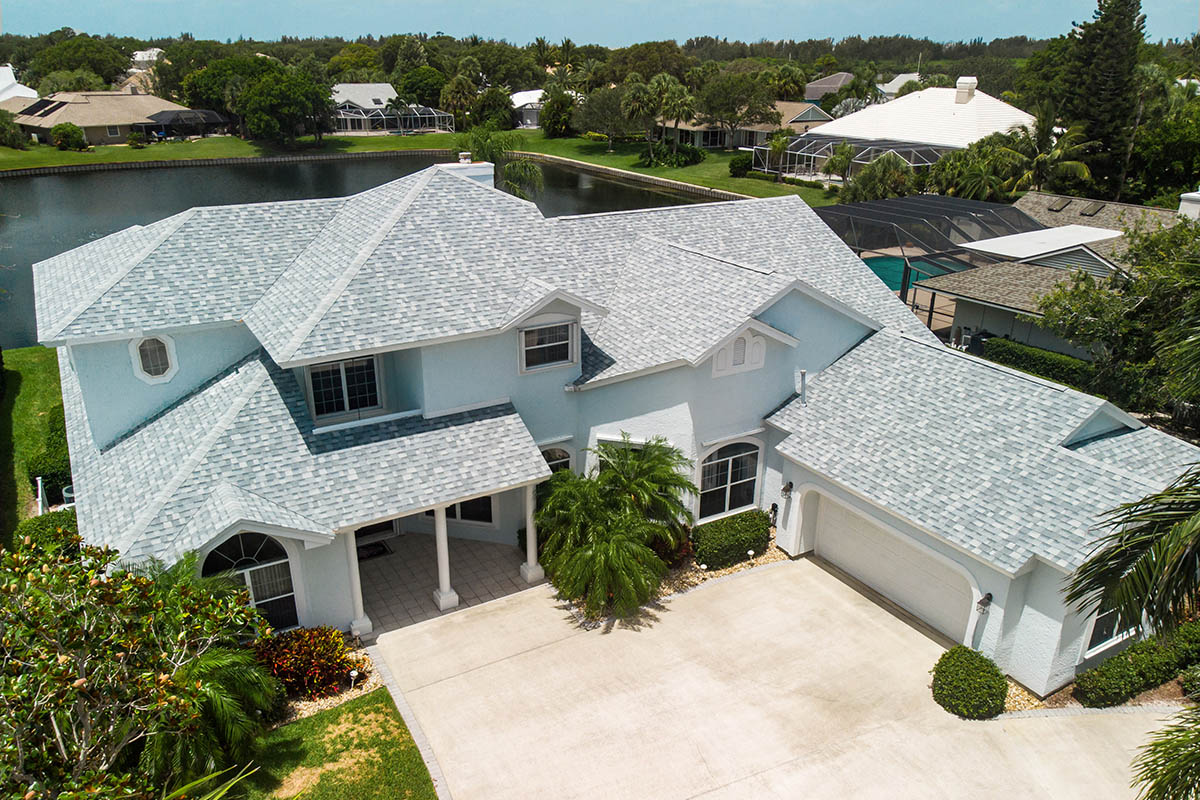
[{"x1": 713, "y1": 330, "x2": 766, "y2": 378}]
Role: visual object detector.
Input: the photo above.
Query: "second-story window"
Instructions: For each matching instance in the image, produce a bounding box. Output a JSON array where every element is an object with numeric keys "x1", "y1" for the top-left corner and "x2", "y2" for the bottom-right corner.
[
  {"x1": 521, "y1": 323, "x2": 574, "y2": 371},
  {"x1": 309, "y1": 357, "x2": 381, "y2": 419}
]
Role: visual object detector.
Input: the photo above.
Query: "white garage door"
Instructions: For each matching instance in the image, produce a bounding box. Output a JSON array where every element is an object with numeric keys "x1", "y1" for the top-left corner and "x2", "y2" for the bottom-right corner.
[{"x1": 815, "y1": 497, "x2": 971, "y2": 643}]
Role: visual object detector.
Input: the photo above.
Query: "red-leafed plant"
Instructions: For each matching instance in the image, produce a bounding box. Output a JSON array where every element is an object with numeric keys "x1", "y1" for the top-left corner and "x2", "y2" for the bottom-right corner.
[{"x1": 253, "y1": 626, "x2": 366, "y2": 699}]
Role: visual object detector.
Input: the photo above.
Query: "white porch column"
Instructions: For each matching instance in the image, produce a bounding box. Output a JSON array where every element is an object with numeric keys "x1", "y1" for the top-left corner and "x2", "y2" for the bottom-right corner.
[
  {"x1": 520, "y1": 483, "x2": 545, "y2": 583},
  {"x1": 345, "y1": 530, "x2": 373, "y2": 637},
  {"x1": 432, "y1": 505, "x2": 459, "y2": 611}
]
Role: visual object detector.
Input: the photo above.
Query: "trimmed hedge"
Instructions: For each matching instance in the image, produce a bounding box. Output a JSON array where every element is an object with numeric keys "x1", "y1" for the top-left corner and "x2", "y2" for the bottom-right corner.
[
  {"x1": 745, "y1": 169, "x2": 825, "y2": 189},
  {"x1": 13, "y1": 508, "x2": 79, "y2": 555},
  {"x1": 930, "y1": 645, "x2": 1008, "y2": 719},
  {"x1": 981, "y1": 337, "x2": 1095, "y2": 392},
  {"x1": 1181, "y1": 664, "x2": 1200, "y2": 699},
  {"x1": 26, "y1": 403, "x2": 72, "y2": 506},
  {"x1": 1074, "y1": 619, "x2": 1200, "y2": 707},
  {"x1": 691, "y1": 509, "x2": 771, "y2": 570},
  {"x1": 728, "y1": 153, "x2": 753, "y2": 177}
]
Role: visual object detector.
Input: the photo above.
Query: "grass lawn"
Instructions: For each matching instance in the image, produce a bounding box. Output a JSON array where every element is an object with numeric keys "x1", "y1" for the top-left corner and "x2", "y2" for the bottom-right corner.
[
  {"x1": 0, "y1": 345, "x2": 61, "y2": 547},
  {"x1": 244, "y1": 687, "x2": 436, "y2": 800},
  {"x1": 0, "y1": 130, "x2": 833, "y2": 205}
]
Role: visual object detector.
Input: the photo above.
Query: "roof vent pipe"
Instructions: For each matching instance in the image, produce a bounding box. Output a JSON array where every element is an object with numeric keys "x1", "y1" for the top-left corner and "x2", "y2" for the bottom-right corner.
[
  {"x1": 955, "y1": 76, "x2": 978, "y2": 104},
  {"x1": 799, "y1": 370, "x2": 808, "y2": 406}
]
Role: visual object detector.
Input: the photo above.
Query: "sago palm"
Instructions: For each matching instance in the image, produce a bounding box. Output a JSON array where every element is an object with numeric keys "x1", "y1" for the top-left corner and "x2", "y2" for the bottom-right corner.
[{"x1": 591, "y1": 433, "x2": 697, "y2": 546}]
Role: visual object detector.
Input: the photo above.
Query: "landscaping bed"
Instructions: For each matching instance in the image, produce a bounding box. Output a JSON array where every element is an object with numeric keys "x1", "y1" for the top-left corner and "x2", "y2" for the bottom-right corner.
[
  {"x1": 658, "y1": 517, "x2": 789, "y2": 598},
  {"x1": 271, "y1": 645, "x2": 383, "y2": 727}
]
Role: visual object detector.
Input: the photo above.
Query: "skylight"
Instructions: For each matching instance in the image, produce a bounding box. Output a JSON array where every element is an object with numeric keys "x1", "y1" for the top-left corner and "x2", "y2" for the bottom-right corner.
[
  {"x1": 1047, "y1": 198, "x2": 1071, "y2": 212},
  {"x1": 1080, "y1": 201, "x2": 1105, "y2": 217}
]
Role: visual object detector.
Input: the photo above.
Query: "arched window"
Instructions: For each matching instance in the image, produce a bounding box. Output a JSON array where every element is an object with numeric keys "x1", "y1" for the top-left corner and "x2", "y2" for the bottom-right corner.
[
  {"x1": 202, "y1": 533, "x2": 298, "y2": 630},
  {"x1": 699, "y1": 442, "x2": 760, "y2": 519},
  {"x1": 542, "y1": 447, "x2": 572, "y2": 472}
]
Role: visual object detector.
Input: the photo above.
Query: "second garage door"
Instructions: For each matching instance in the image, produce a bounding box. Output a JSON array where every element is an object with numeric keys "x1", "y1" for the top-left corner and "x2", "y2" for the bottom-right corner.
[{"x1": 814, "y1": 496, "x2": 972, "y2": 643}]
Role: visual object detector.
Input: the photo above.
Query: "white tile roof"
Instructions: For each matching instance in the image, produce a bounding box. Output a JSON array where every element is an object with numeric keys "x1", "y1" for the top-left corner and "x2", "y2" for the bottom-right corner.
[
  {"x1": 511, "y1": 89, "x2": 544, "y2": 108},
  {"x1": 331, "y1": 83, "x2": 398, "y2": 109},
  {"x1": 962, "y1": 225, "x2": 1122, "y2": 260},
  {"x1": 0, "y1": 64, "x2": 36, "y2": 102},
  {"x1": 810, "y1": 86, "x2": 1034, "y2": 149},
  {"x1": 768, "y1": 331, "x2": 1200, "y2": 573},
  {"x1": 878, "y1": 73, "x2": 921, "y2": 95}
]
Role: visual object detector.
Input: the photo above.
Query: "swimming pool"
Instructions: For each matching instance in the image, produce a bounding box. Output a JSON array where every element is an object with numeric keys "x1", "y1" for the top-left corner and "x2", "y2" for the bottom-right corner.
[{"x1": 862, "y1": 256, "x2": 908, "y2": 291}]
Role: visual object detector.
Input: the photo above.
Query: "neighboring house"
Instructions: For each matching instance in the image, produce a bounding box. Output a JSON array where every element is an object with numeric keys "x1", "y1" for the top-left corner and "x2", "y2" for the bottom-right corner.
[
  {"x1": 0, "y1": 63, "x2": 37, "y2": 103},
  {"x1": 758, "y1": 78, "x2": 1034, "y2": 176},
  {"x1": 1013, "y1": 191, "x2": 1179, "y2": 264},
  {"x1": 878, "y1": 72, "x2": 921, "y2": 99},
  {"x1": 130, "y1": 48, "x2": 166, "y2": 71},
  {"x1": 512, "y1": 89, "x2": 545, "y2": 128},
  {"x1": 13, "y1": 90, "x2": 191, "y2": 145},
  {"x1": 804, "y1": 71, "x2": 854, "y2": 101},
  {"x1": 661, "y1": 101, "x2": 832, "y2": 149},
  {"x1": 331, "y1": 82, "x2": 454, "y2": 134},
  {"x1": 34, "y1": 164, "x2": 1200, "y2": 698}
]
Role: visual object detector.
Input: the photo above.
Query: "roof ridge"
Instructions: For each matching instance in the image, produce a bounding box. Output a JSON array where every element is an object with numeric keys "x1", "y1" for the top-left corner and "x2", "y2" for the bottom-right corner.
[
  {"x1": 112, "y1": 356, "x2": 270, "y2": 555},
  {"x1": 278, "y1": 168, "x2": 438, "y2": 361},
  {"x1": 635, "y1": 234, "x2": 775, "y2": 275},
  {"x1": 45, "y1": 209, "x2": 196, "y2": 340},
  {"x1": 548, "y1": 194, "x2": 793, "y2": 222},
  {"x1": 213, "y1": 480, "x2": 328, "y2": 530}
]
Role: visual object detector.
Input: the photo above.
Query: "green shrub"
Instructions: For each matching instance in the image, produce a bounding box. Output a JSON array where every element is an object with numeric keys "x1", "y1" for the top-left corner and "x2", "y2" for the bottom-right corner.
[
  {"x1": 1075, "y1": 654, "x2": 1142, "y2": 706},
  {"x1": 126, "y1": 131, "x2": 146, "y2": 149},
  {"x1": 1181, "y1": 664, "x2": 1200, "y2": 699},
  {"x1": 981, "y1": 337, "x2": 1095, "y2": 392},
  {"x1": 728, "y1": 152, "x2": 753, "y2": 177},
  {"x1": 13, "y1": 508, "x2": 79, "y2": 556},
  {"x1": 1129, "y1": 639, "x2": 1185, "y2": 687},
  {"x1": 1171, "y1": 620, "x2": 1200, "y2": 665},
  {"x1": 50, "y1": 122, "x2": 86, "y2": 151},
  {"x1": 0, "y1": 109, "x2": 27, "y2": 150},
  {"x1": 930, "y1": 645, "x2": 1008, "y2": 719},
  {"x1": 26, "y1": 404, "x2": 71, "y2": 506},
  {"x1": 637, "y1": 140, "x2": 706, "y2": 168},
  {"x1": 692, "y1": 509, "x2": 771, "y2": 570},
  {"x1": 253, "y1": 626, "x2": 367, "y2": 700},
  {"x1": 582, "y1": 131, "x2": 608, "y2": 142}
]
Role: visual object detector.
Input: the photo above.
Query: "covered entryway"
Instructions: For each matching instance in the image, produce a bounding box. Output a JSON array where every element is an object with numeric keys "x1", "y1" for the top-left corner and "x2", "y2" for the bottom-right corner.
[{"x1": 812, "y1": 494, "x2": 973, "y2": 644}]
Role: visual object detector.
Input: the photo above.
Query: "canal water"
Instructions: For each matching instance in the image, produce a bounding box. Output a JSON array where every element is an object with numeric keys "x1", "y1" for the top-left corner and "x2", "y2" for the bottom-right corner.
[{"x1": 0, "y1": 157, "x2": 698, "y2": 349}]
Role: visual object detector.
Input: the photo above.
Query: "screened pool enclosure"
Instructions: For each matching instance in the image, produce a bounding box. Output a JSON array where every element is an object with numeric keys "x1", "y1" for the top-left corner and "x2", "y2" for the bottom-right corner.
[
  {"x1": 334, "y1": 102, "x2": 455, "y2": 133},
  {"x1": 752, "y1": 133, "x2": 960, "y2": 178}
]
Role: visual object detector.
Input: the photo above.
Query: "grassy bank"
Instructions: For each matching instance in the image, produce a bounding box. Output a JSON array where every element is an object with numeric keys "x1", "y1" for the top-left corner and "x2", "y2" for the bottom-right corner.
[
  {"x1": 0, "y1": 346, "x2": 61, "y2": 546},
  {"x1": 244, "y1": 687, "x2": 437, "y2": 800},
  {"x1": 0, "y1": 130, "x2": 833, "y2": 205}
]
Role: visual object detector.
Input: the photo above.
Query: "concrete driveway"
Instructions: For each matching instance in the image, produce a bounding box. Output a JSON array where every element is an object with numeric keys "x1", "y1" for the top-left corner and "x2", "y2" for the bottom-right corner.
[{"x1": 374, "y1": 559, "x2": 1168, "y2": 799}]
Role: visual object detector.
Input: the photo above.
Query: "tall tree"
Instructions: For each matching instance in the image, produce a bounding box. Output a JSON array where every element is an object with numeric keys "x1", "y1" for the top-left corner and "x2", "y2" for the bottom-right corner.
[
  {"x1": 439, "y1": 73, "x2": 477, "y2": 130},
  {"x1": 1065, "y1": 0, "x2": 1146, "y2": 198},
  {"x1": 237, "y1": 69, "x2": 333, "y2": 146},
  {"x1": 661, "y1": 83, "x2": 696, "y2": 154},
  {"x1": 998, "y1": 103, "x2": 1093, "y2": 192},
  {"x1": 29, "y1": 35, "x2": 128, "y2": 84},
  {"x1": 622, "y1": 78, "x2": 662, "y2": 162},
  {"x1": 326, "y1": 42, "x2": 382, "y2": 78},
  {"x1": 573, "y1": 86, "x2": 639, "y2": 152},
  {"x1": 696, "y1": 71, "x2": 780, "y2": 150}
]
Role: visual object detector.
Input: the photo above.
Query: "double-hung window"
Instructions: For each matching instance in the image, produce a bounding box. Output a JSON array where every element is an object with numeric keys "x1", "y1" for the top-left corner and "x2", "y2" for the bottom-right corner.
[
  {"x1": 520, "y1": 323, "x2": 574, "y2": 371},
  {"x1": 308, "y1": 357, "x2": 381, "y2": 420},
  {"x1": 699, "y1": 442, "x2": 760, "y2": 519},
  {"x1": 1086, "y1": 605, "x2": 1136, "y2": 654},
  {"x1": 425, "y1": 496, "x2": 495, "y2": 525}
]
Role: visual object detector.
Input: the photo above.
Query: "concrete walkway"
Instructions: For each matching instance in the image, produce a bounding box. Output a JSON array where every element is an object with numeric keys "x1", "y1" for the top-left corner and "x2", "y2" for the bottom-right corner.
[{"x1": 374, "y1": 559, "x2": 1166, "y2": 799}]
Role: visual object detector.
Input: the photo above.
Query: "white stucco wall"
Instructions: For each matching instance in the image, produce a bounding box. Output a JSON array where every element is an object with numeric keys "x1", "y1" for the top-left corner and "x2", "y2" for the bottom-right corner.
[
  {"x1": 952, "y1": 301, "x2": 1090, "y2": 360},
  {"x1": 293, "y1": 536, "x2": 357, "y2": 629}
]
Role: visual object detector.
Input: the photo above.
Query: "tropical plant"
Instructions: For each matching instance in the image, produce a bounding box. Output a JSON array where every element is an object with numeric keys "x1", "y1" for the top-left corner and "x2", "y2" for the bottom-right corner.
[
  {"x1": 766, "y1": 129, "x2": 792, "y2": 180},
  {"x1": 456, "y1": 124, "x2": 543, "y2": 199},
  {"x1": 573, "y1": 58, "x2": 604, "y2": 93},
  {"x1": 824, "y1": 141, "x2": 854, "y2": 182},
  {"x1": 895, "y1": 79, "x2": 924, "y2": 97},
  {"x1": 0, "y1": 542, "x2": 267, "y2": 796},
  {"x1": 530, "y1": 36, "x2": 554, "y2": 68},
  {"x1": 0, "y1": 109, "x2": 27, "y2": 150},
  {"x1": 439, "y1": 73, "x2": 478, "y2": 129},
  {"x1": 696, "y1": 71, "x2": 780, "y2": 150},
  {"x1": 536, "y1": 433, "x2": 697, "y2": 616},
  {"x1": 573, "y1": 86, "x2": 639, "y2": 152},
  {"x1": 622, "y1": 78, "x2": 661, "y2": 162},
  {"x1": 997, "y1": 104, "x2": 1093, "y2": 192},
  {"x1": 134, "y1": 554, "x2": 280, "y2": 788},
  {"x1": 661, "y1": 82, "x2": 696, "y2": 154},
  {"x1": 539, "y1": 89, "x2": 575, "y2": 137},
  {"x1": 766, "y1": 63, "x2": 807, "y2": 100},
  {"x1": 50, "y1": 121, "x2": 86, "y2": 150},
  {"x1": 839, "y1": 152, "x2": 915, "y2": 203},
  {"x1": 37, "y1": 67, "x2": 106, "y2": 95}
]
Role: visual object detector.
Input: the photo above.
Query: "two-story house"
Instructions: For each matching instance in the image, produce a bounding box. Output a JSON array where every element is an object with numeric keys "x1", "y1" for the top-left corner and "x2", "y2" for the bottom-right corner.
[{"x1": 35, "y1": 163, "x2": 1200, "y2": 697}]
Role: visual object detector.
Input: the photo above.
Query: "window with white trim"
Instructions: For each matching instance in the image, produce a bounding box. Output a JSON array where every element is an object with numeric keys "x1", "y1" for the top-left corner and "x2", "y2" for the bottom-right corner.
[
  {"x1": 699, "y1": 442, "x2": 760, "y2": 519},
  {"x1": 425, "y1": 495, "x2": 494, "y2": 524},
  {"x1": 520, "y1": 323, "x2": 574, "y2": 371},
  {"x1": 308, "y1": 357, "x2": 381, "y2": 419},
  {"x1": 542, "y1": 447, "x2": 572, "y2": 472},
  {"x1": 130, "y1": 334, "x2": 178, "y2": 384},
  {"x1": 107, "y1": 125, "x2": 121, "y2": 137},
  {"x1": 202, "y1": 533, "x2": 298, "y2": 629},
  {"x1": 1087, "y1": 606, "x2": 1135, "y2": 653}
]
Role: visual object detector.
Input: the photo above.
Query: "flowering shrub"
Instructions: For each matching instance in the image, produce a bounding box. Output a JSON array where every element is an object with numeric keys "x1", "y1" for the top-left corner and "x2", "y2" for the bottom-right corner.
[{"x1": 254, "y1": 626, "x2": 366, "y2": 699}]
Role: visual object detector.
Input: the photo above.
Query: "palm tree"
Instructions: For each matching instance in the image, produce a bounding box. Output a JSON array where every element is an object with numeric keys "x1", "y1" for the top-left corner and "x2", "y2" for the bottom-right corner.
[
  {"x1": 531, "y1": 37, "x2": 553, "y2": 68},
  {"x1": 552, "y1": 508, "x2": 669, "y2": 616},
  {"x1": 558, "y1": 38, "x2": 577, "y2": 70},
  {"x1": 591, "y1": 433, "x2": 696, "y2": 546},
  {"x1": 824, "y1": 141, "x2": 854, "y2": 182},
  {"x1": 1132, "y1": 707, "x2": 1200, "y2": 799},
  {"x1": 955, "y1": 158, "x2": 1011, "y2": 202},
  {"x1": 768, "y1": 64, "x2": 807, "y2": 101},
  {"x1": 456, "y1": 124, "x2": 543, "y2": 199},
  {"x1": 573, "y1": 58, "x2": 603, "y2": 93},
  {"x1": 998, "y1": 105, "x2": 1092, "y2": 193},
  {"x1": 439, "y1": 74, "x2": 477, "y2": 129},
  {"x1": 661, "y1": 83, "x2": 696, "y2": 154},
  {"x1": 621, "y1": 79, "x2": 661, "y2": 163},
  {"x1": 135, "y1": 554, "x2": 279, "y2": 790},
  {"x1": 767, "y1": 129, "x2": 792, "y2": 181}
]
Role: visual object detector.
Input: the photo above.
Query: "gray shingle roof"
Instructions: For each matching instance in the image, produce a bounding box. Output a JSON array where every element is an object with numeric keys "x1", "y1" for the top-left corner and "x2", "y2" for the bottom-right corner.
[
  {"x1": 1013, "y1": 192, "x2": 1179, "y2": 263},
  {"x1": 768, "y1": 330, "x2": 1200, "y2": 573},
  {"x1": 61, "y1": 349, "x2": 550, "y2": 562},
  {"x1": 914, "y1": 261, "x2": 1073, "y2": 315}
]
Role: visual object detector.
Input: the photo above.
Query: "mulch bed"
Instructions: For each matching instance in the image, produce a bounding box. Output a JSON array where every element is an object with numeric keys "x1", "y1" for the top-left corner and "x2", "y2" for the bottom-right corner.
[
  {"x1": 657, "y1": 525, "x2": 790, "y2": 598},
  {"x1": 1041, "y1": 677, "x2": 1193, "y2": 710},
  {"x1": 269, "y1": 646, "x2": 382, "y2": 728}
]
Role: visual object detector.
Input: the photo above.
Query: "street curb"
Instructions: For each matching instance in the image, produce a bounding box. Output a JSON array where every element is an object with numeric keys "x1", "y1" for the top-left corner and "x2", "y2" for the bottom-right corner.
[{"x1": 366, "y1": 643, "x2": 454, "y2": 800}]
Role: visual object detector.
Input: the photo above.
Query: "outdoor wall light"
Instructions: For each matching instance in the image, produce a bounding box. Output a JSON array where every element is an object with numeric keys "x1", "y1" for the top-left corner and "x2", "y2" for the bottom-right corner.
[
  {"x1": 781, "y1": 481, "x2": 794, "y2": 498},
  {"x1": 976, "y1": 592, "x2": 993, "y2": 613}
]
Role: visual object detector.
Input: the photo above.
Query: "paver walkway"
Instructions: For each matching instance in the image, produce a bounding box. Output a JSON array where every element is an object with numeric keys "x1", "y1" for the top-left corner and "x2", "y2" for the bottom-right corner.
[{"x1": 375, "y1": 559, "x2": 1166, "y2": 799}]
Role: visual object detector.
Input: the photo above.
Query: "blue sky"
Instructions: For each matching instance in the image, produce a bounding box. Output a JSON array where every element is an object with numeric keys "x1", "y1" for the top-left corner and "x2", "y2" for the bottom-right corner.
[{"x1": 3, "y1": 0, "x2": 1197, "y2": 45}]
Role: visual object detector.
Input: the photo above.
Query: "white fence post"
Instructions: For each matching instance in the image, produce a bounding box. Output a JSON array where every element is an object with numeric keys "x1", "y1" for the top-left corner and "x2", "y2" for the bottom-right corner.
[{"x1": 35, "y1": 476, "x2": 46, "y2": 516}]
